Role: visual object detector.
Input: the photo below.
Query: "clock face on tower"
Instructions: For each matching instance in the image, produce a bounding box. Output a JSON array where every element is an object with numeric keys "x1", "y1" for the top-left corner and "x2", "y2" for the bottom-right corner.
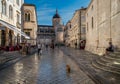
[
  {"x1": 56, "y1": 21, "x2": 59, "y2": 25},
  {"x1": 54, "y1": 20, "x2": 59, "y2": 26}
]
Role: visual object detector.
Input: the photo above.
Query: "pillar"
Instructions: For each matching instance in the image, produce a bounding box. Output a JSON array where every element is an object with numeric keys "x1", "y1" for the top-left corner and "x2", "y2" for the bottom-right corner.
[{"x1": 5, "y1": 28, "x2": 9, "y2": 46}]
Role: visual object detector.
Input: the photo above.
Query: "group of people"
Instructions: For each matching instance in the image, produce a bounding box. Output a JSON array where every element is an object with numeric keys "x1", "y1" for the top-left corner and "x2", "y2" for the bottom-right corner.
[
  {"x1": 0, "y1": 44, "x2": 22, "y2": 52},
  {"x1": 37, "y1": 43, "x2": 55, "y2": 55}
]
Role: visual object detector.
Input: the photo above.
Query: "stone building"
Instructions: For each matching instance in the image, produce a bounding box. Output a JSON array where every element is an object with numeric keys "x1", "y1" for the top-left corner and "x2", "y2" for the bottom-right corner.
[
  {"x1": 52, "y1": 9, "x2": 64, "y2": 45},
  {"x1": 22, "y1": 4, "x2": 38, "y2": 46},
  {"x1": 37, "y1": 25, "x2": 55, "y2": 45},
  {"x1": 0, "y1": 0, "x2": 29, "y2": 47},
  {"x1": 65, "y1": 8, "x2": 86, "y2": 48},
  {"x1": 64, "y1": 21, "x2": 71, "y2": 46},
  {"x1": 85, "y1": 0, "x2": 120, "y2": 55},
  {"x1": 37, "y1": 9, "x2": 64, "y2": 46}
]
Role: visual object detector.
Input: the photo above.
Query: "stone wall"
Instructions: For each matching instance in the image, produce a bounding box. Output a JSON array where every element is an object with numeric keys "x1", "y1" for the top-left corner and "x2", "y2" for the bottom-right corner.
[
  {"x1": 85, "y1": 0, "x2": 120, "y2": 55},
  {"x1": 22, "y1": 5, "x2": 38, "y2": 45}
]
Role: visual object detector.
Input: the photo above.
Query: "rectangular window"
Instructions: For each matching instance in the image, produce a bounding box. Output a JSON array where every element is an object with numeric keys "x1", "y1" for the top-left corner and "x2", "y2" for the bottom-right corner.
[
  {"x1": 17, "y1": 14, "x2": 20, "y2": 23},
  {"x1": 87, "y1": 22, "x2": 88, "y2": 31},
  {"x1": 25, "y1": 32, "x2": 30, "y2": 36},
  {"x1": 81, "y1": 15, "x2": 86, "y2": 22},
  {"x1": 16, "y1": 0, "x2": 19, "y2": 5},
  {"x1": 92, "y1": 17, "x2": 94, "y2": 28},
  {"x1": 81, "y1": 27, "x2": 86, "y2": 34}
]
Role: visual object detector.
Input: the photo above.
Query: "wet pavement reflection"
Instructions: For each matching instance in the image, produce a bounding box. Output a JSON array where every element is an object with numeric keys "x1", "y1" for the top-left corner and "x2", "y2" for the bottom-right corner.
[{"x1": 0, "y1": 48, "x2": 95, "y2": 84}]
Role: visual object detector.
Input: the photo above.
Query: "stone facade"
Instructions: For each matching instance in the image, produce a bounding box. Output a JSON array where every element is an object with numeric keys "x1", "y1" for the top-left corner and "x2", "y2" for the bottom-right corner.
[
  {"x1": 37, "y1": 25, "x2": 55, "y2": 45},
  {"x1": 65, "y1": 8, "x2": 86, "y2": 48},
  {"x1": 22, "y1": 4, "x2": 38, "y2": 46},
  {"x1": 85, "y1": 0, "x2": 120, "y2": 55},
  {"x1": 64, "y1": 21, "x2": 71, "y2": 46},
  {"x1": 0, "y1": 0, "x2": 24, "y2": 46},
  {"x1": 52, "y1": 10, "x2": 64, "y2": 45}
]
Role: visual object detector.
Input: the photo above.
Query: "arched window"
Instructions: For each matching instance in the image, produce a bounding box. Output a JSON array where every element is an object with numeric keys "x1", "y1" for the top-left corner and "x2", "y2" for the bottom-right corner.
[
  {"x1": 24, "y1": 11, "x2": 31, "y2": 22},
  {"x1": 28, "y1": 13, "x2": 30, "y2": 21},
  {"x1": 2, "y1": 0, "x2": 6, "y2": 15},
  {"x1": 9, "y1": 5, "x2": 13, "y2": 19}
]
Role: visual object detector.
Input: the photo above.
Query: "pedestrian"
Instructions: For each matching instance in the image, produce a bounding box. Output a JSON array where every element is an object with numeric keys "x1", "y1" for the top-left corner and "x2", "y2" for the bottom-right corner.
[
  {"x1": 37, "y1": 43, "x2": 41, "y2": 54},
  {"x1": 45, "y1": 44, "x2": 48, "y2": 50},
  {"x1": 106, "y1": 42, "x2": 114, "y2": 52},
  {"x1": 106, "y1": 42, "x2": 114, "y2": 54}
]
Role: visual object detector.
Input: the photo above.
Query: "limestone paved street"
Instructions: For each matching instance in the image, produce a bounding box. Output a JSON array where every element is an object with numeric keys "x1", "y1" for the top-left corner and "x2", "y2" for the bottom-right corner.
[
  {"x1": 0, "y1": 48, "x2": 95, "y2": 84},
  {"x1": 61, "y1": 47, "x2": 120, "y2": 84}
]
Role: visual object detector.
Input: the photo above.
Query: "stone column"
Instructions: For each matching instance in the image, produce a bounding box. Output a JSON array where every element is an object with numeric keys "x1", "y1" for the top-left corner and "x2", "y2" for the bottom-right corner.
[
  {"x1": 12, "y1": 31, "x2": 15, "y2": 46},
  {"x1": 5, "y1": 28, "x2": 9, "y2": 46}
]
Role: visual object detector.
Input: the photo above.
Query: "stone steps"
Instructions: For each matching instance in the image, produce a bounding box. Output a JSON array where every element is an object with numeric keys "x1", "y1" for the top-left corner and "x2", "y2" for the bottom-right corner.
[
  {"x1": 107, "y1": 52, "x2": 120, "y2": 58},
  {"x1": 97, "y1": 59, "x2": 120, "y2": 70},
  {"x1": 0, "y1": 51, "x2": 20, "y2": 64},
  {"x1": 92, "y1": 60, "x2": 120, "y2": 74},
  {"x1": 92, "y1": 52, "x2": 120, "y2": 74}
]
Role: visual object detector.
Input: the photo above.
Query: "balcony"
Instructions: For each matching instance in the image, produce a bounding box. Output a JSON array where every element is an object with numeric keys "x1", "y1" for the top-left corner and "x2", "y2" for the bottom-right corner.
[{"x1": 16, "y1": 22, "x2": 21, "y2": 29}]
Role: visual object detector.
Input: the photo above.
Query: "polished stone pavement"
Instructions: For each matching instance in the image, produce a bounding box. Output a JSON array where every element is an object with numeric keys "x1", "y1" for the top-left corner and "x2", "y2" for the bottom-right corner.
[
  {"x1": 0, "y1": 48, "x2": 95, "y2": 84},
  {"x1": 61, "y1": 47, "x2": 120, "y2": 84}
]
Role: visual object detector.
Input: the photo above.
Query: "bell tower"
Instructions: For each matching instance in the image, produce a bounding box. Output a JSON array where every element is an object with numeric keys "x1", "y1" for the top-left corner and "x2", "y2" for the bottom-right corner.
[{"x1": 52, "y1": 9, "x2": 61, "y2": 28}]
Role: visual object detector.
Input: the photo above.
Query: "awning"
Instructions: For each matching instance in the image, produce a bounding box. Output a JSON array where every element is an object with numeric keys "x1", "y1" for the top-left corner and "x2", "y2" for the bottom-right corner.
[{"x1": 0, "y1": 20, "x2": 30, "y2": 39}]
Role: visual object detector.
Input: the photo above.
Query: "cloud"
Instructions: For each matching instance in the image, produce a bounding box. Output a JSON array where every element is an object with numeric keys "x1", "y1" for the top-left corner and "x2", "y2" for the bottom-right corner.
[
  {"x1": 35, "y1": 0, "x2": 90, "y2": 25},
  {"x1": 36, "y1": 8, "x2": 75, "y2": 25}
]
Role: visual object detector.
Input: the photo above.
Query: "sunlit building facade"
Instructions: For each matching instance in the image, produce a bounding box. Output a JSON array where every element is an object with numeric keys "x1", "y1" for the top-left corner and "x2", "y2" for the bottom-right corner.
[
  {"x1": 52, "y1": 10, "x2": 64, "y2": 45},
  {"x1": 22, "y1": 4, "x2": 38, "y2": 46},
  {"x1": 65, "y1": 8, "x2": 86, "y2": 48},
  {"x1": 37, "y1": 9, "x2": 64, "y2": 46},
  {"x1": 0, "y1": 0, "x2": 29, "y2": 47}
]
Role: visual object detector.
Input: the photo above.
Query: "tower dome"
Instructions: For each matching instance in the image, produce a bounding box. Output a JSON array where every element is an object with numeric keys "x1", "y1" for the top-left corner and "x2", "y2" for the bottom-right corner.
[{"x1": 53, "y1": 9, "x2": 60, "y2": 18}]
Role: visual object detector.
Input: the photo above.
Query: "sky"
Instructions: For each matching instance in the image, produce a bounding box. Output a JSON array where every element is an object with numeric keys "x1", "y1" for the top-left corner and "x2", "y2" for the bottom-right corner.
[{"x1": 24, "y1": 0, "x2": 91, "y2": 25}]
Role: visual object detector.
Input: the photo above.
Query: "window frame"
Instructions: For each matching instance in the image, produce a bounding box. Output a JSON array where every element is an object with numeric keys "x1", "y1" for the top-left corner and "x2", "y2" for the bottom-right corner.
[
  {"x1": 2, "y1": 0, "x2": 6, "y2": 15},
  {"x1": 9, "y1": 5, "x2": 13, "y2": 19}
]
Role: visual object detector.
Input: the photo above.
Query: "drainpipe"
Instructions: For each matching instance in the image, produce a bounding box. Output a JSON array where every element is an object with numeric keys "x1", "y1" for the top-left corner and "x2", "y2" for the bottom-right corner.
[
  {"x1": 110, "y1": 0, "x2": 112, "y2": 42},
  {"x1": 97, "y1": 0, "x2": 99, "y2": 48},
  {"x1": 79, "y1": 11, "x2": 81, "y2": 49}
]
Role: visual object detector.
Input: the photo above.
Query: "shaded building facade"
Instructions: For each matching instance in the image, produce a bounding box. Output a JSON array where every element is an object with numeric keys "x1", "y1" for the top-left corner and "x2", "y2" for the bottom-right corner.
[
  {"x1": 37, "y1": 25, "x2": 55, "y2": 45},
  {"x1": 85, "y1": 0, "x2": 120, "y2": 55},
  {"x1": 64, "y1": 8, "x2": 86, "y2": 49}
]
